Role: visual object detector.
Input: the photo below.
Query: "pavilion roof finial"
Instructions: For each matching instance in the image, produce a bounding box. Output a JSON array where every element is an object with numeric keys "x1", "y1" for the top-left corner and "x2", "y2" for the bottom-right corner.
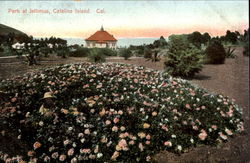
[{"x1": 100, "y1": 25, "x2": 104, "y2": 31}]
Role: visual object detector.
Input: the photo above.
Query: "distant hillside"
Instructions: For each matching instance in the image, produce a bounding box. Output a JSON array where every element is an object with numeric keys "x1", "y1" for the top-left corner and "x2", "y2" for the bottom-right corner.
[{"x1": 0, "y1": 23, "x2": 28, "y2": 39}]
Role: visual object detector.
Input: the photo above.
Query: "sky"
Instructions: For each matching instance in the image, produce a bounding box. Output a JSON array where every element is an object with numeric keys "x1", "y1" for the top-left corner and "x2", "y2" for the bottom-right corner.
[{"x1": 0, "y1": 0, "x2": 249, "y2": 39}]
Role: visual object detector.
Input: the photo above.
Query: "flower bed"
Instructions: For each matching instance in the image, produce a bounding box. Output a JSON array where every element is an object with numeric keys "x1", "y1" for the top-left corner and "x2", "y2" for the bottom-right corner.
[{"x1": 0, "y1": 62, "x2": 244, "y2": 162}]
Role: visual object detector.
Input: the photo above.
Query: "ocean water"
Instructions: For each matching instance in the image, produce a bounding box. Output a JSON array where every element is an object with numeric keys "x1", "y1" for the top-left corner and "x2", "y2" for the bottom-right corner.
[{"x1": 64, "y1": 37, "x2": 159, "y2": 47}]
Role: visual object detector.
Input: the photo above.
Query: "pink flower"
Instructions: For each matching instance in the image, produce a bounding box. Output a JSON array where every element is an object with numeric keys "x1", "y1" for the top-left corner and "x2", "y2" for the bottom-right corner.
[
  {"x1": 11, "y1": 97, "x2": 17, "y2": 103},
  {"x1": 116, "y1": 139, "x2": 128, "y2": 151},
  {"x1": 152, "y1": 111, "x2": 157, "y2": 116},
  {"x1": 112, "y1": 126, "x2": 118, "y2": 132},
  {"x1": 67, "y1": 148, "x2": 74, "y2": 156},
  {"x1": 146, "y1": 141, "x2": 150, "y2": 145},
  {"x1": 101, "y1": 136, "x2": 108, "y2": 143},
  {"x1": 225, "y1": 128, "x2": 233, "y2": 136},
  {"x1": 219, "y1": 132, "x2": 228, "y2": 140},
  {"x1": 105, "y1": 120, "x2": 111, "y2": 125},
  {"x1": 84, "y1": 129, "x2": 90, "y2": 135},
  {"x1": 59, "y1": 155, "x2": 66, "y2": 161},
  {"x1": 111, "y1": 151, "x2": 120, "y2": 160},
  {"x1": 201, "y1": 106, "x2": 206, "y2": 110},
  {"x1": 138, "y1": 132, "x2": 146, "y2": 139},
  {"x1": 129, "y1": 140, "x2": 135, "y2": 145},
  {"x1": 146, "y1": 134, "x2": 151, "y2": 140},
  {"x1": 211, "y1": 125, "x2": 217, "y2": 130},
  {"x1": 161, "y1": 125, "x2": 168, "y2": 131},
  {"x1": 139, "y1": 143, "x2": 144, "y2": 151},
  {"x1": 198, "y1": 129, "x2": 207, "y2": 140},
  {"x1": 113, "y1": 117, "x2": 120, "y2": 124},
  {"x1": 33, "y1": 142, "x2": 41, "y2": 150},
  {"x1": 118, "y1": 110, "x2": 123, "y2": 115},
  {"x1": 193, "y1": 125, "x2": 199, "y2": 130},
  {"x1": 185, "y1": 104, "x2": 191, "y2": 109},
  {"x1": 164, "y1": 141, "x2": 172, "y2": 147},
  {"x1": 80, "y1": 149, "x2": 91, "y2": 154},
  {"x1": 63, "y1": 140, "x2": 70, "y2": 146},
  {"x1": 96, "y1": 84, "x2": 102, "y2": 88}
]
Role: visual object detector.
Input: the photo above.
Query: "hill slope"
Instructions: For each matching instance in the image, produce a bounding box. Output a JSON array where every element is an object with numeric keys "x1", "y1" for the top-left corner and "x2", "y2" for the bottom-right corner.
[{"x1": 0, "y1": 23, "x2": 28, "y2": 37}]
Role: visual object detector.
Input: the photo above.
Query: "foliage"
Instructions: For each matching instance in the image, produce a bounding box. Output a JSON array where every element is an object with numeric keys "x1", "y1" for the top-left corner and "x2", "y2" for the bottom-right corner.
[
  {"x1": 144, "y1": 47, "x2": 152, "y2": 59},
  {"x1": 242, "y1": 29, "x2": 249, "y2": 57},
  {"x1": 164, "y1": 35, "x2": 204, "y2": 77},
  {"x1": 187, "y1": 32, "x2": 211, "y2": 48},
  {"x1": 69, "y1": 47, "x2": 90, "y2": 57},
  {"x1": 225, "y1": 47, "x2": 237, "y2": 58},
  {"x1": 153, "y1": 36, "x2": 168, "y2": 48},
  {"x1": 119, "y1": 48, "x2": 132, "y2": 60},
  {"x1": 88, "y1": 48, "x2": 106, "y2": 63},
  {"x1": 243, "y1": 44, "x2": 249, "y2": 56},
  {"x1": 224, "y1": 30, "x2": 238, "y2": 44},
  {"x1": 57, "y1": 45, "x2": 69, "y2": 58},
  {"x1": 0, "y1": 63, "x2": 244, "y2": 162},
  {"x1": 100, "y1": 48, "x2": 117, "y2": 56},
  {"x1": 205, "y1": 40, "x2": 226, "y2": 64}
]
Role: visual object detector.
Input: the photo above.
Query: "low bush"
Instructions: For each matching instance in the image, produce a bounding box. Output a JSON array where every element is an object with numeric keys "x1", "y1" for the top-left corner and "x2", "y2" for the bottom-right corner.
[
  {"x1": 69, "y1": 47, "x2": 90, "y2": 57},
  {"x1": 0, "y1": 63, "x2": 244, "y2": 162},
  {"x1": 164, "y1": 35, "x2": 204, "y2": 77},
  {"x1": 225, "y1": 47, "x2": 236, "y2": 58},
  {"x1": 119, "y1": 48, "x2": 132, "y2": 60},
  {"x1": 88, "y1": 48, "x2": 106, "y2": 63},
  {"x1": 144, "y1": 47, "x2": 152, "y2": 59},
  {"x1": 243, "y1": 43, "x2": 249, "y2": 56},
  {"x1": 205, "y1": 41, "x2": 226, "y2": 64},
  {"x1": 100, "y1": 48, "x2": 117, "y2": 56}
]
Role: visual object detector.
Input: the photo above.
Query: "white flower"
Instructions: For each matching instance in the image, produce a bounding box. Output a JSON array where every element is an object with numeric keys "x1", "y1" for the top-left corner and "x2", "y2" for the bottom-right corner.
[
  {"x1": 39, "y1": 121, "x2": 44, "y2": 126},
  {"x1": 78, "y1": 133, "x2": 84, "y2": 138},
  {"x1": 68, "y1": 127, "x2": 73, "y2": 131},
  {"x1": 97, "y1": 153, "x2": 103, "y2": 158},
  {"x1": 177, "y1": 145, "x2": 182, "y2": 151},
  {"x1": 190, "y1": 138, "x2": 194, "y2": 144},
  {"x1": 171, "y1": 135, "x2": 176, "y2": 138},
  {"x1": 71, "y1": 157, "x2": 77, "y2": 163},
  {"x1": 120, "y1": 126, "x2": 126, "y2": 131},
  {"x1": 81, "y1": 138, "x2": 85, "y2": 143}
]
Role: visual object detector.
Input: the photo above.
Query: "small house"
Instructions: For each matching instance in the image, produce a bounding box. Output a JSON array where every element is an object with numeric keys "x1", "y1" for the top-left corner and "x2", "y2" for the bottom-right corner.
[{"x1": 85, "y1": 26, "x2": 117, "y2": 49}]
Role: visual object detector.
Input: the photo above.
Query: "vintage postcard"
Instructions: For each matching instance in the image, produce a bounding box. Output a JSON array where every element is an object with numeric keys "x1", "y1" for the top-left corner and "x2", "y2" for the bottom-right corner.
[{"x1": 0, "y1": 0, "x2": 249, "y2": 162}]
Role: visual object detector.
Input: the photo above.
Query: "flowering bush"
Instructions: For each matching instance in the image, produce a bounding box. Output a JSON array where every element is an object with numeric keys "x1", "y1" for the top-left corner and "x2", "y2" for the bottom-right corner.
[{"x1": 0, "y1": 62, "x2": 244, "y2": 162}]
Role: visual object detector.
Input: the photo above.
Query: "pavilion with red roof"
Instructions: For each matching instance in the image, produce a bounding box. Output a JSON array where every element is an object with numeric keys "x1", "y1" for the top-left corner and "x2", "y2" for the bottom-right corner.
[{"x1": 85, "y1": 26, "x2": 117, "y2": 49}]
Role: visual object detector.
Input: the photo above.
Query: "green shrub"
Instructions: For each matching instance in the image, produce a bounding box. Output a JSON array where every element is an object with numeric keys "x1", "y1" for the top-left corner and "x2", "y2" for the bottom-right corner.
[
  {"x1": 69, "y1": 47, "x2": 90, "y2": 57},
  {"x1": 243, "y1": 43, "x2": 249, "y2": 56},
  {"x1": 164, "y1": 35, "x2": 204, "y2": 77},
  {"x1": 205, "y1": 40, "x2": 226, "y2": 64},
  {"x1": 144, "y1": 47, "x2": 152, "y2": 59},
  {"x1": 225, "y1": 47, "x2": 237, "y2": 58},
  {"x1": 88, "y1": 48, "x2": 106, "y2": 63},
  {"x1": 100, "y1": 48, "x2": 117, "y2": 56},
  {"x1": 119, "y1": 48, "x2": 132, "y2": 60}
]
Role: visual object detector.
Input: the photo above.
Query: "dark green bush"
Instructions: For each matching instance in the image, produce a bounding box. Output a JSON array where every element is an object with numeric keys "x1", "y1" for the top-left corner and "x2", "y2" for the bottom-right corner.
[
  {"x1": 99, "y1": 48, "x2": 117, "y2": 56},
  {"x1": 243, "y1": 43, "x2": 249, "y2": 56},
  {"x1": 144, "y1": 47, "x2": 152, "y2": 59},
  {"x1": 69, "y1": 47, "x2": 90, "y2": 57},
  {"x1": 119, "y1": 48, "x2": 132, "y2": 60},
  {"x1": 225, "y1": 47, "x2": 236, "y2": 58},
  {"x1": 205, "y1": 40, "x2": 226, "y2": 64},
  {"x1": 164, "y1": 35, "x2": 204, "y2": 77},
  {"x1": 88, "y1": 48, "x2": 106, "y2": 63}
]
